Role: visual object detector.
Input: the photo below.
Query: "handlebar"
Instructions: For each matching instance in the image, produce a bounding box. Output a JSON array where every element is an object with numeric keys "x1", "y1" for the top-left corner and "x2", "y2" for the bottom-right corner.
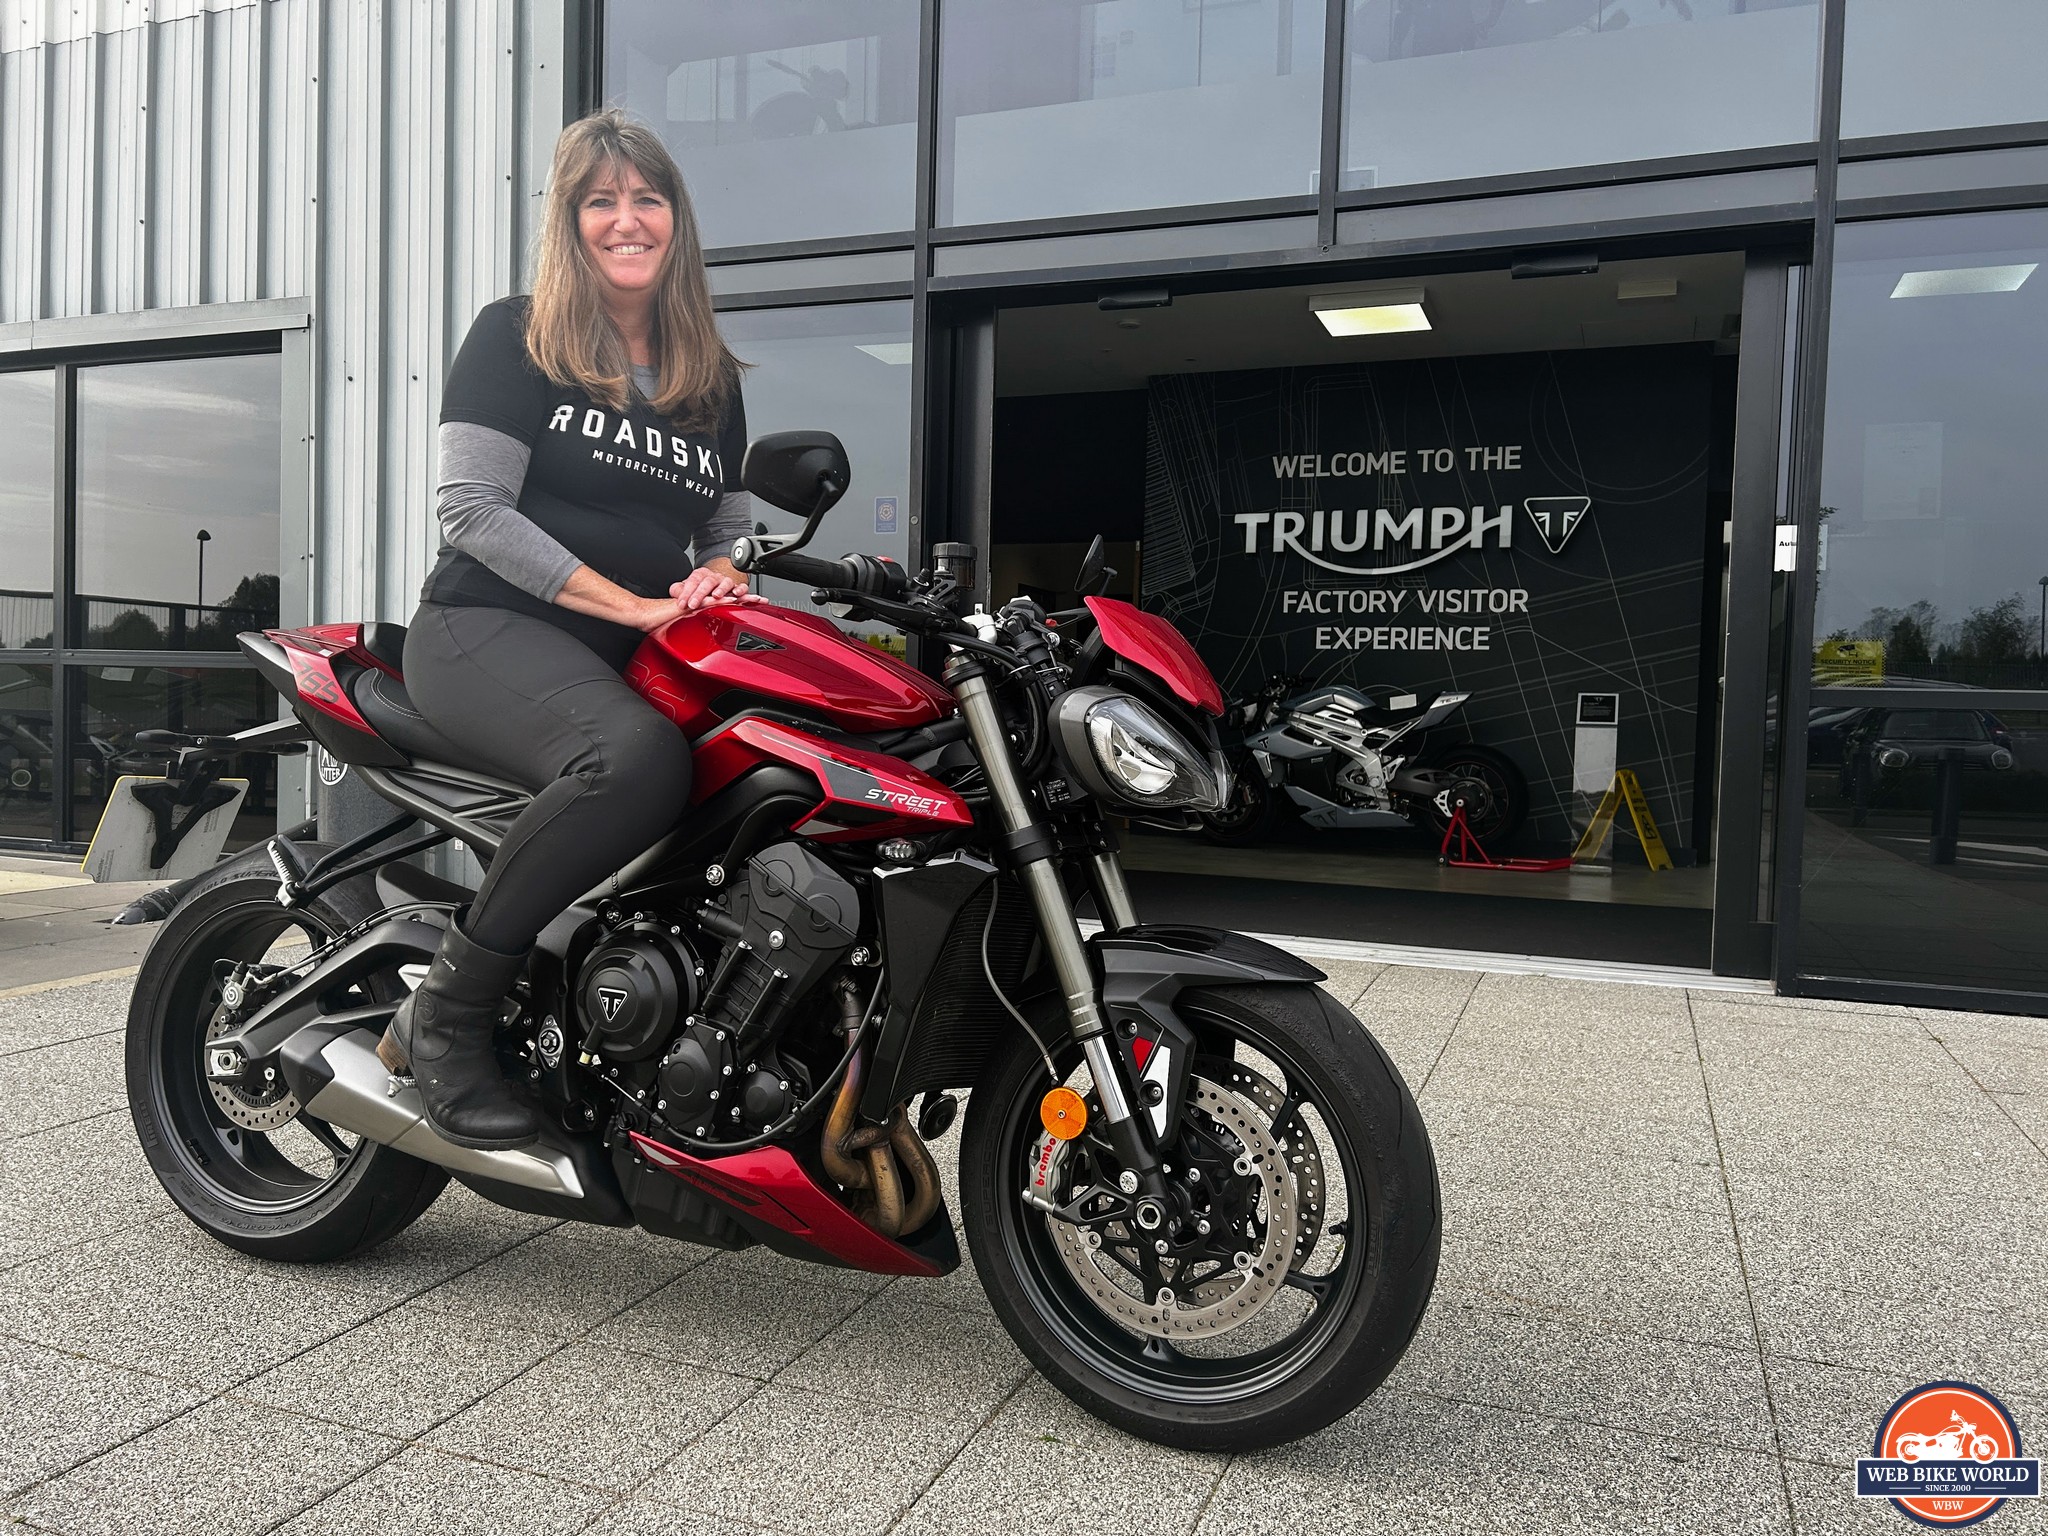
[{"x1": 730, "y1": 536, "x2": 913, "y2": 603}]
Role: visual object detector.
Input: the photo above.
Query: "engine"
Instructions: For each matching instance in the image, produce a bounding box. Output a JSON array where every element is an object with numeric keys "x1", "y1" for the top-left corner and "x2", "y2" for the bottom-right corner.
[{"x1": 570, "y1": 839, "x2": 863, "y2": 1142}]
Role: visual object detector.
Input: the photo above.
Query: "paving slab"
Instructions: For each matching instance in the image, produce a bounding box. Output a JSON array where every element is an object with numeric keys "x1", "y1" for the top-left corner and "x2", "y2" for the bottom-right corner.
[
  {"x1": 1202, "y1": 1390, "x2": 1792, "y2": 1536},
  {"x1": 1437, "y1": 1211, "x2": 1754, "y2": 1348},
  {"x1": 235, "y1": 1298, "x2": 561, "y2": 1438},
  {"x1": 276, "y1": 1446, "x2": 608, "y2": 1536},
  {"x1": 0, "y1": 976, "x2": 131, "y2": 1057},
  {"x1": 1388, "y1": 1289, "x2": 1778, "y2": 1454},
  {"x1": 1353, "y1": 965, "x2": 1479, "y2": 1026},
  {"x1": 0, "y1": 1222, "x2": 385, "y2": 1390},
  {"x1": 0, "y1": 1117, "x2": 172, "y2": 1259},
  {"x1": 587, "y1": 1256, "x2": 871, "y2": 1380},
  {"x1": 773, "y1": 1284, "x2": 1030, "y2": 1419},
  {"x1": 636, "y1": 1385, "x2": 972, "y2": 1536},
  {"x1": 899, "y1": 1386, "x2": 1222, "y2": 1536},
  {"x1": 6, "y1": 1397, "x2": 396, "y2": 1536},
  {"x1": 424, "y1": 1341, "x2": 755, "y2": 1489},
  {"x1": 0, "y1": 1034, "x2": 125, "y2": 1143},
  {"x1": 411, "y1": 1222, "x2": 704, "y2": 1337},
  {"x1": 0, "y1": 1336, "x2": 206, "y2": 1499}
]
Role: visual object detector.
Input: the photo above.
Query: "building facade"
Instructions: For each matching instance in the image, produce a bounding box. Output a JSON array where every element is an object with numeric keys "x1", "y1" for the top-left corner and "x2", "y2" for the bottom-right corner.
[{"x1": 4, "y1": 0, "x2": 2047, "y2": 1016}]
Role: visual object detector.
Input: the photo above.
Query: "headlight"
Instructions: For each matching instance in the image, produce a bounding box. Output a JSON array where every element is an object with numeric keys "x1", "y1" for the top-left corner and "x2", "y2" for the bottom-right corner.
[{"x1": 1052, "y1": 686, "x2": 1230, "y2": 812}]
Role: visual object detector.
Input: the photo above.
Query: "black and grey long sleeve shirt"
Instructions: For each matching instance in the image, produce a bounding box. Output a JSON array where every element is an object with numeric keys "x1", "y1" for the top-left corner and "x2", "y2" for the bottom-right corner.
[{"x1": 417, "y1": 296, "x2": 752, "y2": 668}]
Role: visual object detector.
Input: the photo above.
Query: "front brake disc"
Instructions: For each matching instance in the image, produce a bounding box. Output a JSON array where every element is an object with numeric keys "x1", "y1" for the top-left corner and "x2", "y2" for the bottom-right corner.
[
  {"x1": 1038, "y1": 1076, "x2": 1297, "y2": 1340},
  {"x1": 1218, "y1": 1060, "x2": 1326, "y2": 1269}
]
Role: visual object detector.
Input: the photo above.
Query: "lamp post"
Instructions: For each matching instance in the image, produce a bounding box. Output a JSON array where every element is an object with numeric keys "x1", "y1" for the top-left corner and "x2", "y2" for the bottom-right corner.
[{"x1": 195, "y1": 529, "x2": 211, "y2": 615}]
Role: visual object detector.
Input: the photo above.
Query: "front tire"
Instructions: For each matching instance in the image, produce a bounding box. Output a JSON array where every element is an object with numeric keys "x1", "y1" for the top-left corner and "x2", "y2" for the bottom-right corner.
[
  {"x1": 961, "y1": 982, "x2": 1439, "y2": 1452},
  {"x1": 126, "y1": 851, "x2": 448, "y2": 1263}
]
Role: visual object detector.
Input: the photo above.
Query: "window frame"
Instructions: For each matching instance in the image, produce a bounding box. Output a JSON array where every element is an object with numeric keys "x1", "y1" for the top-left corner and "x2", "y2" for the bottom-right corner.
[{"x1": 0, "y1": 318, "x2": 305, "y2": 850}]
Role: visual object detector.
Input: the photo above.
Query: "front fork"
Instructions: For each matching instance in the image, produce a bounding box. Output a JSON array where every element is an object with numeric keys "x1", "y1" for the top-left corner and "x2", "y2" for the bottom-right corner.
[{"x1": 949, "y1": 663, "x2": 1171, "y2": 1209}]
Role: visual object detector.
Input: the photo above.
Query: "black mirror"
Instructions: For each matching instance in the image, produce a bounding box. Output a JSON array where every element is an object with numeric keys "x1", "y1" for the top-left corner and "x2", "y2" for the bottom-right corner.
[
  {"x1": 741, "y1": 430, "x2": 850, "y2": 519},
  {"x1": 1074, "y1": 534, "x2": 1116, "y2": 597}
]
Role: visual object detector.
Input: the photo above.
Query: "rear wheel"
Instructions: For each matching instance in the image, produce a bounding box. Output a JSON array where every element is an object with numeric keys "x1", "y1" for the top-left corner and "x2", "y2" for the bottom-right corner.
[
  {"x1": 1419, "y1": 743, "x2": 1527, "y2": 844},
  {"x1": 1200, "y1": 753, "x2": 1280, "y2": 847},
  {"x1": 126, "y1": 850, "x2": 447, "y2": 1263},
  {"x1": 962, "y1": 982, "x2": 1439, "y2": 1452}
]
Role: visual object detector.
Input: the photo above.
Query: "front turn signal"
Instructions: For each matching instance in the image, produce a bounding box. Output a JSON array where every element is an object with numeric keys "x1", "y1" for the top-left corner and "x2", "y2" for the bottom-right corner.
[{"x1": 1040, "y1": 1086, "x2": 1087, "y2": 1141}]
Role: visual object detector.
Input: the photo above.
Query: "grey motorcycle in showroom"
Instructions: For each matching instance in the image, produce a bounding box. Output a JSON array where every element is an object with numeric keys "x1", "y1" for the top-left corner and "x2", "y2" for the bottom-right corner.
[{"x1": 1202, "y1": 676, "x2": 1528, "y2": 848}]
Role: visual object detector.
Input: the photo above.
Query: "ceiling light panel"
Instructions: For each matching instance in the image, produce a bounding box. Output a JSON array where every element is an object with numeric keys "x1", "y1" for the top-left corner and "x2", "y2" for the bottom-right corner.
[
  {"x1": 1889, "y1": 264, "x2": 2037, "y2": 299},
  {"x1": 1309, "y1": 288, "x2": 1431, "y2": 337}
]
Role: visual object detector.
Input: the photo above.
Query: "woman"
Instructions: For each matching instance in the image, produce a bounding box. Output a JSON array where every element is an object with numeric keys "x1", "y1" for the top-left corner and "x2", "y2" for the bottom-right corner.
[{"x1": 377, "y1": 110, "x2": 754, "y2": 1150}]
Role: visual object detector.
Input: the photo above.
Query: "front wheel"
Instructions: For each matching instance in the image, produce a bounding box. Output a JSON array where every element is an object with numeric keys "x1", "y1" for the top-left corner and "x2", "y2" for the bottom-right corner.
[{"x1": 961, "y1": 982, "x2": 1440, "y2": 1452}]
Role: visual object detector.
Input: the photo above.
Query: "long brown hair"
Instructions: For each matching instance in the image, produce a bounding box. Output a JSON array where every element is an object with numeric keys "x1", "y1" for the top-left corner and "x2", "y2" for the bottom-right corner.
[{"x1": 526, "y1": 109, "x2": 739, "y2": 430}]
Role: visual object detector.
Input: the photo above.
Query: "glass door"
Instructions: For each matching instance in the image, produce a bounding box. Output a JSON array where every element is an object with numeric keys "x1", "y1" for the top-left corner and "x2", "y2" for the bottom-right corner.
[{"x1": 1791, "y1": 209, "x2": 2048, "y2": 1003}]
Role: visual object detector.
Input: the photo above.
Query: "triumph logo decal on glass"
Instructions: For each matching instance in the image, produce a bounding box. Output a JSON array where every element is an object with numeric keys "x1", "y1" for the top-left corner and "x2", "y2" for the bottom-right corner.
[
  {"x1": 1232, "y1": 497, "x2": 1592, "y2": 576},
  {"x1": 1524, "y1": 496, "x2": 1590, "y2": 555},
  {"x1": 1857, "y1": 1381, "x2": 2039, "y2": 1527}
]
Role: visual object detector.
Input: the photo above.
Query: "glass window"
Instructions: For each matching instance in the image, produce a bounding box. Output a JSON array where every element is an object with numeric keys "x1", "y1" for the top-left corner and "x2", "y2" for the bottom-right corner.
[
  {"x1": 68, "y1": 665, "x2": 278, "y2": 851},
  {"x1": 938, "y1": 0, "x2": 1325, "y2": 226},
  {"x1": 1843, "y1": 1, "x2": 2048, "y2": 140},
  {"x1": 0, "y1": 664, "x2": 56, "y2": 842},
  {"x1": 719, "y1": 302, "x2": 913, "y2": 653},
  {"x1": 1342, "y1": 0, "x2": 1818, "y2": 192},
  {"x1": 606, "y1": 0, "x2": 921, "y2": 248},
  {"x1": 74, "y1": 354, "x2": 281, "y2": 652},
  {"x1": 0, "y1": 371, "x2": 56, "y2": 649},
  {"x1": 1798, "y1": 210, "x2": 2048, "y2": 995}
]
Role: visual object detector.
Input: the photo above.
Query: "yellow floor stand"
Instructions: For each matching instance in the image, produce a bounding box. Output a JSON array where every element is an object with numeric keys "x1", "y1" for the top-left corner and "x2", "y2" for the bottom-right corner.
[{"x1": 1571, "y1": 769, "x2": 1674, "y2": 871}]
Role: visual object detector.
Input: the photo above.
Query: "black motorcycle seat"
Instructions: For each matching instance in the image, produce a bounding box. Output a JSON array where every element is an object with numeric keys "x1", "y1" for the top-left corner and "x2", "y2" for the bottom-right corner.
[{"x1": 349, "y1": 667, "x2": 476, "y2": 767}]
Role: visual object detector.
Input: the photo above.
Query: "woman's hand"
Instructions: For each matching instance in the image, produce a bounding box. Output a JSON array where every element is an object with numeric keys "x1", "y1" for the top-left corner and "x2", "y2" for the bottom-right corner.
[
  {"x1": 671, "y1": 559, "x2": 764, "y2": 611},
  {"x1": 554, "y1": 565, "x2": 690, "y2": 632}
]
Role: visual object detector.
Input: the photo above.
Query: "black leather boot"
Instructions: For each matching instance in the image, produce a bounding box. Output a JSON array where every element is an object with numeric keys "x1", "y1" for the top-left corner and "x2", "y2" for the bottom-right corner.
[{"x1": 376, "y1": 922, "x2": 540, "y2": 1150}]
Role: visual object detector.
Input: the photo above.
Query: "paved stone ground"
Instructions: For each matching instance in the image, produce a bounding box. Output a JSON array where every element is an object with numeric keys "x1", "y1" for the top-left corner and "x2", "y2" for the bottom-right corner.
[{"x1": 2, "y1": 943, "x2": 2045, "y2": 1532}]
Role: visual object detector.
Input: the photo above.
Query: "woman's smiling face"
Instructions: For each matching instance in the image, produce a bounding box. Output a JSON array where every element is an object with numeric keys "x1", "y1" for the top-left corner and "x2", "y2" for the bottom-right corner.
[{"x1": 578, "y1": 161, "x2": 672, "y2": 298}]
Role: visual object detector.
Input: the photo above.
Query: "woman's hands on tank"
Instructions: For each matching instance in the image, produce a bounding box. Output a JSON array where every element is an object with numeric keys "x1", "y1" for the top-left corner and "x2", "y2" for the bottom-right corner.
[{"x1": 671, "y1": 560, "x2": 765, "y2": 613}]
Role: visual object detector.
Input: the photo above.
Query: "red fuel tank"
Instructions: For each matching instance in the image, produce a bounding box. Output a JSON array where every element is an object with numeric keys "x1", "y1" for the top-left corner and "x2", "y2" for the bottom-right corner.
[{"x1": 624, "y1": 605, "x2": 954, "y2": 738}]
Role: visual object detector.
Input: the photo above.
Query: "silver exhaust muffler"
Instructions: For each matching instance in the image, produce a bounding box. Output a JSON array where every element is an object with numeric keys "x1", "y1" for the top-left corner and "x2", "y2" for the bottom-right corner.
[{"x1": 296, "y1": 1029, "x2": 587, "y2": 1197}]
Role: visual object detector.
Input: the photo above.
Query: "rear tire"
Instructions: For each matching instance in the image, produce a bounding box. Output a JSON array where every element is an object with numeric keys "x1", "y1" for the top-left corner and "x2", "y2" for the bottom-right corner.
[
  {"x1": 961, "y1": 981, "x2": 1439, "y2": 1452},
  {"x1": 1419, "y1": 743, "x2": 1527, "y2": 844},
  {"x1": 126, "y1": 848, "x2": 448, "y2": 1264}
]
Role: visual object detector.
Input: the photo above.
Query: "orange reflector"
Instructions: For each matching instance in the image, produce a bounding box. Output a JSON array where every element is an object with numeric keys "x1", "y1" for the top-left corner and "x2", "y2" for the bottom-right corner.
[{"x1": 1040, "y1": 1086, "x2": 1087, "y2": 1141}]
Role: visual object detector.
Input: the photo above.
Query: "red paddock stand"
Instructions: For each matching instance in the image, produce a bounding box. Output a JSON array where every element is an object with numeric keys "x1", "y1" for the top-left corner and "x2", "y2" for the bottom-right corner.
[{"x1": 1438, "y1": 802, "x2": 1573, "y2": 873}]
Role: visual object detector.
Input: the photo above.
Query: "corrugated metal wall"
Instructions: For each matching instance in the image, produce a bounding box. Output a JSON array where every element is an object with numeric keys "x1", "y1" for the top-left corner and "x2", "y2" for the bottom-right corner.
[{"x1": 0, "y1": 0, "x2": 573, "y2": 625}]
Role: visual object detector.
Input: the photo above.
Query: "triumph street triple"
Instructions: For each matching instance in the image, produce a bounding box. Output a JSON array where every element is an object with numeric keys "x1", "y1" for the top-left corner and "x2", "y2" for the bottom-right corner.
[
  {"x1": 1202, "y1": 675, "x2": 1528, "y2": 849},
  {"x1": 121, "y1": 431, "x2": 1440, "y2": 1451}
]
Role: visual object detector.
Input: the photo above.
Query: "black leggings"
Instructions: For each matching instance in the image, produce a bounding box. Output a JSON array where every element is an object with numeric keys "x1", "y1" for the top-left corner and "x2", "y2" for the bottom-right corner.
[{"x1": 402, "y1": 604, "x2": 692, "y2": 954}]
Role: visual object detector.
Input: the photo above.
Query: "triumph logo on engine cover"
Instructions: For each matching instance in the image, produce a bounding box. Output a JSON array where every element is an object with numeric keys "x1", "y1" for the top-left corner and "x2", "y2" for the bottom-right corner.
[{"x1": 595, "y1": 986, "x2": 628, "y2": 1024}]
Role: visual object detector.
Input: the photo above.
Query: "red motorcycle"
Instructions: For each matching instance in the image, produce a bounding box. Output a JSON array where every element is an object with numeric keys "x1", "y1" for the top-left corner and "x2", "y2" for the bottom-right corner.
[{"x1": 122, "y1": 431, "x2": 1439, "y2": 1451}]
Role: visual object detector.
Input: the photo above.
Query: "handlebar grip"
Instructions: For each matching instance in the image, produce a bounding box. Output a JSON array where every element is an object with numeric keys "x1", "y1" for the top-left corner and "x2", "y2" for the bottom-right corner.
[{"x1": 730, "y1": 536, "x2": 854, "y2": 590}]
